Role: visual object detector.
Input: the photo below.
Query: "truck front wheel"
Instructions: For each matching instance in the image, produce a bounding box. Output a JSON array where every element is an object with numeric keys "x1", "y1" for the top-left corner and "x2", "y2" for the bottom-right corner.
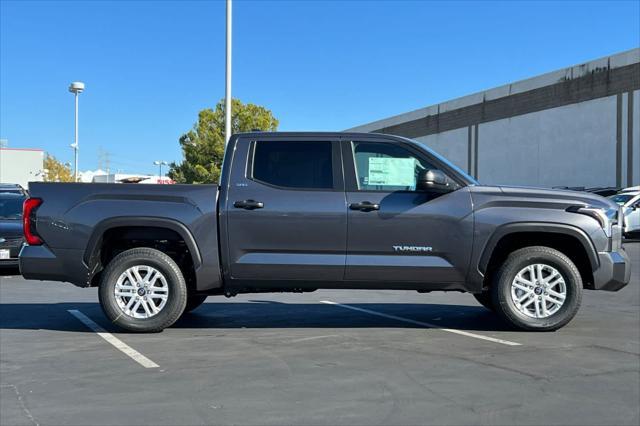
[
  {"x1": 491, "y1": 246, "x2": 582, "y2": 331},
  {"x1": 98, "y1": 248, "x2": 188, "y2": 332}
]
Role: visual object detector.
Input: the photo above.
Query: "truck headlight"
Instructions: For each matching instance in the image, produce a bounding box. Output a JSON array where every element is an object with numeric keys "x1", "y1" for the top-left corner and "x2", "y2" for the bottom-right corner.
[{"x1": 567, "y1": 205, "x2": 618, "y2": 237}]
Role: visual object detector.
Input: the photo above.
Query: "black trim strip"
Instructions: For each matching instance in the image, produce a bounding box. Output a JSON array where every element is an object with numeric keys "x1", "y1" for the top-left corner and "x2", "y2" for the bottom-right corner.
[
  {"x1": 627, "y1": 91, "x2": 634, "y2": 186},
  {"x1": 616, "y1": 93, "x2": 623, "y2": 187},
  {"x1": 474, "y1": 124, "x2": 479, "y2": 179},
  {"x1": 373, "y1": 63, "x2": 640, "y2": 138},
  {"x1": 467, "y1": 126, "x2": 472, "y2": 175}
]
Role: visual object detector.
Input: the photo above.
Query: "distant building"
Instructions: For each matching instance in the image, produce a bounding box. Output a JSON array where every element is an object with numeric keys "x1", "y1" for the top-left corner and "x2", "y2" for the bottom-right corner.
[
  {"x1": 348, "y1": 48, "x2": 640, "y2": 189},
  {"x1": 0, "y1": 147, "x2": 45, "y2": 188}
]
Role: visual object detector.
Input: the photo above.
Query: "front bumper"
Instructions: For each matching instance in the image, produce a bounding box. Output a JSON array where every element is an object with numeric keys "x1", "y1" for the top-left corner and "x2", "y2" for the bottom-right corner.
[{"x1": 592, "y1": 248, "x2": 631, "y2": 291}]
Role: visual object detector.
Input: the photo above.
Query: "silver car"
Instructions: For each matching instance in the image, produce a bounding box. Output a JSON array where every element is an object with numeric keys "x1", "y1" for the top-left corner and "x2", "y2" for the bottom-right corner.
[{"x1": 609, "y1": 190, "x2": 640, "y2": 237}]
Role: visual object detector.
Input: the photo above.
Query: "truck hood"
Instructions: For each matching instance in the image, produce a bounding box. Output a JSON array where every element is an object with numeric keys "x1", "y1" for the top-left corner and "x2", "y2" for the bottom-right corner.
[{"x1": 471, "y1": 185, "x2": 618, "y2": 210}]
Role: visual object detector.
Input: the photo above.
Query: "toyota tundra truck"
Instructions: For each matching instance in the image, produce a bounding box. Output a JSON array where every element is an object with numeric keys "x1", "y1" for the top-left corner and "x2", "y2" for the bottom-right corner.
[{"x1": 19, "y1": 132, "x2": 631, "y2": 332}]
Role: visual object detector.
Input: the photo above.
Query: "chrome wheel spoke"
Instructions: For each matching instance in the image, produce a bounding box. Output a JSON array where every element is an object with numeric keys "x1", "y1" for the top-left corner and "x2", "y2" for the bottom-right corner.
[
  {"x1": 511, "y1": 263, "x2": 567, "y2": 319},
  {"x1": 125, "y1": 295, "x2": 137, "y2": 309},
  {"x1": 114, "y1": 265, "x2": 169, "y2": 319},
  {"x1": 148, "y1": 293, "x2": 168, "y2": 301},
  {"x1": 512, "y1": 280, "x2": 530, "y2": 292},
  {"x1": 131, "y1": 298, "x2": 142, "y2": 314},
  {"x1": 141, "y1": 299, "x2": 152, "y2": 317},
  {"x1": 540, "y1": 298, "x2": 548, "y2": 317},
  {"x1": 547, "y1": 288, "x2": 566, "y2": 300},
  {"x1": 521, "y1": 295, "x2": 536, "y2": 309},
  {"x1": 515, "y1": 290, "x2": 532, "y2": 303},
  {"x1": 544, "y1": 293, "x2": 565, "y2": 306},
  {"x1": 147, "y1": 300, "x2": 159, "y2": 315}
]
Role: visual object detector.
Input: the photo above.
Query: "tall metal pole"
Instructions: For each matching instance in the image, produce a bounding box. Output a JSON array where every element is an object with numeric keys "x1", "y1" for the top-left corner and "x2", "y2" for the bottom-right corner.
[
  {"x1": 225, "y1": 0, "x2": 232, "y2": 145},
  {"x1": 74, "y1": 92, "x2": 79, "y2": 182}
]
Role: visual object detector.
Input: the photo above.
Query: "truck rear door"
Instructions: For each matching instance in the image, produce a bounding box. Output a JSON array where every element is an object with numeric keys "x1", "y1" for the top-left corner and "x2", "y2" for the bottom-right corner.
[{"x1": 223, "y1": 136, "x2": 347, "y2": 283}]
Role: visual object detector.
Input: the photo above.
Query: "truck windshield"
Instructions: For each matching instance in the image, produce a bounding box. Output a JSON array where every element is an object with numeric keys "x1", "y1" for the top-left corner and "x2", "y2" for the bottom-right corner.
[
  {"x1": 0, "y1": 195, "x2": 25, "y2": 220},
  {"x1": 408, "y1": 137, "x2": 479, "y2": 185}
]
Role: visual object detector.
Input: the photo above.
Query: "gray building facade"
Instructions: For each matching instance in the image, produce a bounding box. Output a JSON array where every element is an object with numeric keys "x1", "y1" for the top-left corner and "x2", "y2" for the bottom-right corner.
[
  {"x1": 348, "y1": 48, "x2": 640, "y2": 189},
  {"x1": 0, "y1": 148, "x2": 45, "y2": 188}
]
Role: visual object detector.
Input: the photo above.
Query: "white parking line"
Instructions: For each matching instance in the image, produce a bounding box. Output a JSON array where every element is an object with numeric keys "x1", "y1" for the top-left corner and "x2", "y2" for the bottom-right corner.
[
  {"x1": 320, "y1": 300, "x2": 521, "y2": 347},
  {"x1": 67, "y1": 310, "x2": 159, "y2": 368},
  {"x1": 289, "y1": 334, "x2": 341, "y2": 343}
]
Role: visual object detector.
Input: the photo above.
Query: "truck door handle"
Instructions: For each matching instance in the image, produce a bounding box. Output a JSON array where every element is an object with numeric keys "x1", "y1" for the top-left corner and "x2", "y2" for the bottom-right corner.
[
  {"x1": 349, "y1": 201, "x2": 380, "y2": 212},
  {"x1": 233, "y1": 200, "x2": 264, "y2": 210}
]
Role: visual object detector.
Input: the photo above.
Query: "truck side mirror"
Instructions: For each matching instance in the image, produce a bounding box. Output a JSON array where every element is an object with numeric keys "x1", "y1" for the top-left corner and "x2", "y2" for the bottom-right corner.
[{"x1": 416, "y1": 169, "x2": 451, "y2": 193}]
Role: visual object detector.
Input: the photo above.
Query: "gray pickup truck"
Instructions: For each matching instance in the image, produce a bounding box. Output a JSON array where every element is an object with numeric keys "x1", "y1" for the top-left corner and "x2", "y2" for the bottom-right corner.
[{"x1": 20, "y1": 132, "x2": 630, "y2": 332}]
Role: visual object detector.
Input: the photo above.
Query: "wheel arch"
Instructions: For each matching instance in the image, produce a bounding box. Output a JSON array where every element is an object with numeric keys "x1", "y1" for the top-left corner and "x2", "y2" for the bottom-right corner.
[
  {"x1": 84, "y1": 217, "x2": 202, "y2": 286},
  {"x1": 479, "y1": 223, "x2": 599, "y2": 289}
]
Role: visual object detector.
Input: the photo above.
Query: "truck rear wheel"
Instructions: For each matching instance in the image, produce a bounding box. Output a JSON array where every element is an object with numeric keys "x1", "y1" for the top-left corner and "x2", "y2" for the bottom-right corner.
[
  {"x1": 491, "y1": 246, "x2": 582, "y2": 331},
  {"x1": 98, "y1": 248, "x2": 188, "y2": 332}
]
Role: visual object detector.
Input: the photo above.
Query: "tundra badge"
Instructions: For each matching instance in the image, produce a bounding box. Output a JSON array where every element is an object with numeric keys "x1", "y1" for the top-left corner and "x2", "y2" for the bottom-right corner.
[{"x1": 392, "y1": 245, "x2": 433, "y2": 253}]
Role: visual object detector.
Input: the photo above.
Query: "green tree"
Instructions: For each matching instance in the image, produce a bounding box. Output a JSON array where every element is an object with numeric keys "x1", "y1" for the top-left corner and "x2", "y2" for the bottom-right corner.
[
  {"x1": 43, "y1": 154, "x2": 74, "y2": 182},
  {"x1": 169, "y1": 98, "x2": 278, "y2": 184}
]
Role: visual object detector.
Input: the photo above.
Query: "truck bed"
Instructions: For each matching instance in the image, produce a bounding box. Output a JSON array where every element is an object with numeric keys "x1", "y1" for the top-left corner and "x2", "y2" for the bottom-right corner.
[{"x1": 21, "y1": 182, "x2": 222, "y2": 289}]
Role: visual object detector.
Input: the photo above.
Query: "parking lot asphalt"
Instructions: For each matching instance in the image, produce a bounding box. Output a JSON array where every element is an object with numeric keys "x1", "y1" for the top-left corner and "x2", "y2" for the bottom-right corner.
[{"x1": 1, "y1": 243, "x2": 638, "y2": 426}]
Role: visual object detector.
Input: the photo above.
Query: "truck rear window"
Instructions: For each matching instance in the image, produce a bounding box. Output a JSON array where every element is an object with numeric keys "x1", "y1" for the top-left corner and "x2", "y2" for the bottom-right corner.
[{"x1": 252, "y1": 141, "x2": 333, "y2": 189}]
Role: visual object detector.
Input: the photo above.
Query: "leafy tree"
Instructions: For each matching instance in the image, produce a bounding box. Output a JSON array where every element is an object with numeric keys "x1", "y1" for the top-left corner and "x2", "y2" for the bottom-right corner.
[
  {"x1": 43, "y1": 154, "x2": 74, "y2": 182},
  {"x1": 169, "y1": 98, "x2": 279, "y2": 184}
]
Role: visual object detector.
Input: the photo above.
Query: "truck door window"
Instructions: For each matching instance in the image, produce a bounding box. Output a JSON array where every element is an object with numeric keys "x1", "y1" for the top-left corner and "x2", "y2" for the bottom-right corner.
[
  {"x1": 351, "y1": 142, "x2": 439, "y2": 191},
  {"x1": 251, "y1": 140, "x2": 333, "y2": 189}
]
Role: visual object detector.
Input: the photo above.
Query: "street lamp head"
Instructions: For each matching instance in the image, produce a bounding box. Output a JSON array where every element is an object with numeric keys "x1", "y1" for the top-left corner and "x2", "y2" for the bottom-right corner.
[{"x1": 68, "y1": 81, "x2": 85, "y2": 94}]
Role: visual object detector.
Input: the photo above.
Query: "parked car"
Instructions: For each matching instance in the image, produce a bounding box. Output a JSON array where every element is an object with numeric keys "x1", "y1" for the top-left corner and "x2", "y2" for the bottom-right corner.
[
  {"x1": 19, "y1": 132, "x2": 630, "y2": 332},
  {"x1": 0, "y1": 183, "x2": 28, "y2": 196},
  {"x1": 609, "y1": 191, "x2": 640, "y2": 238},
  {"x1": 552, "y1": 186, "x2": 621, "y2": 197},
  {"x1": 584, "y1": 187, "x2": 621, "y2": 197},
  {"x1": 0, "y1": 192, "x2": 26, "y2": 267},
  {"x1": 619, "y1": 185, "x2": 640, "y2": 193}
]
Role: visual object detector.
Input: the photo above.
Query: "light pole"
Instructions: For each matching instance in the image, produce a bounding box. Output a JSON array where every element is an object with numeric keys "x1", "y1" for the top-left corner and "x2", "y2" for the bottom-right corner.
[
  {"x1": 225, "y1": 0, "x2": 232, "y2": 145},
  {"x1": 68, "y1": 81, "x2": 85, "y2": 182},
  {"x1": 153, "y1": 161, "x2": 168, "y2": 181}
]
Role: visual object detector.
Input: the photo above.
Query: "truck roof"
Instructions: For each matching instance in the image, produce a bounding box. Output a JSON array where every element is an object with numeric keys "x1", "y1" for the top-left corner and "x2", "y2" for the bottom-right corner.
[{"x1": 233, "y1": 131, "x2": 395, "y2": 139}]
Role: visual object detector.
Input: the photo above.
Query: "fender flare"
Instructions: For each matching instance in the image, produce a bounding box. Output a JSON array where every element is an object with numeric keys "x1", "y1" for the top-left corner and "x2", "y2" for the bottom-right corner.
[
  {"x1": 478, "y1": 222, "x2": 600, "y2": 274},
  {"x1": 83, "y1": 216, "x2": 202, "y2": 271}
]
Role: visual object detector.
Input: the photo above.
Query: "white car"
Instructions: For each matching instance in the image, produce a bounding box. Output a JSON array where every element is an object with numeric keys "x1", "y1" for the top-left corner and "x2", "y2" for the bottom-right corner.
[{"x1": 609, "y1": 191, "x2": 640, "y2": 237}]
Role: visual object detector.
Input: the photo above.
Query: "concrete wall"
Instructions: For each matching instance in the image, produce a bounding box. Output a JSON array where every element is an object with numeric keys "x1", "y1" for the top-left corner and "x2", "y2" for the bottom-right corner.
[
  {"x1": 477, "y1": 96, "x2": 619, "y2": 187},
  {"x1": 414, "y1": 127, "x2": 469, "y2": 172},
  {"x1": 0, "y1": 148, "x2": 44, "y2": 188},
  {"x1": 349, "y1": 48, "x2": 640, "y2": 189}
]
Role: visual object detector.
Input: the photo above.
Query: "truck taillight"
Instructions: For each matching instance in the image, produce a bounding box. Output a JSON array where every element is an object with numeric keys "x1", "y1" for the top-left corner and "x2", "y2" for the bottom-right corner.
[{"x1": 23, "y1": 198, "x2": 43, "y2": 245}]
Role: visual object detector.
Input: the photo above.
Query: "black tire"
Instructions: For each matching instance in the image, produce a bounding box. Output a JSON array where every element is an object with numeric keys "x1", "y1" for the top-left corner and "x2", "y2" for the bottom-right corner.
[
  {"x1": 473, "y1": 292, "x2": 495, "y2": 311},
  {"x1": 184, "y1": 294, "x2": 208, "y2": 313},
  {"x1": 98, "y1": 248, "x2": 188, "y2": 332},
  {"x1": 490, "y1": 246, "x2": 582, "y2": 331}
]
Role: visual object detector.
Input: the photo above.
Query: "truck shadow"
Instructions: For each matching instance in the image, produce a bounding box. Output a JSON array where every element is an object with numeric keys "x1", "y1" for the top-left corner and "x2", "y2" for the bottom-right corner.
[{"x1": 0, "y1": 301, "x2": 514, "y2": 333}]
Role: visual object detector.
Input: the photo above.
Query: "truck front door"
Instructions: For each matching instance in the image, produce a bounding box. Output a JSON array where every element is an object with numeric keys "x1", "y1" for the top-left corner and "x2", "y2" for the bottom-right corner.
[
  {"x1": 224, "y1": 137, "x2": 347, "y2": 283},
  {"x1": 342, "y1": 139, "x2": 474, "y2": 287}
]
